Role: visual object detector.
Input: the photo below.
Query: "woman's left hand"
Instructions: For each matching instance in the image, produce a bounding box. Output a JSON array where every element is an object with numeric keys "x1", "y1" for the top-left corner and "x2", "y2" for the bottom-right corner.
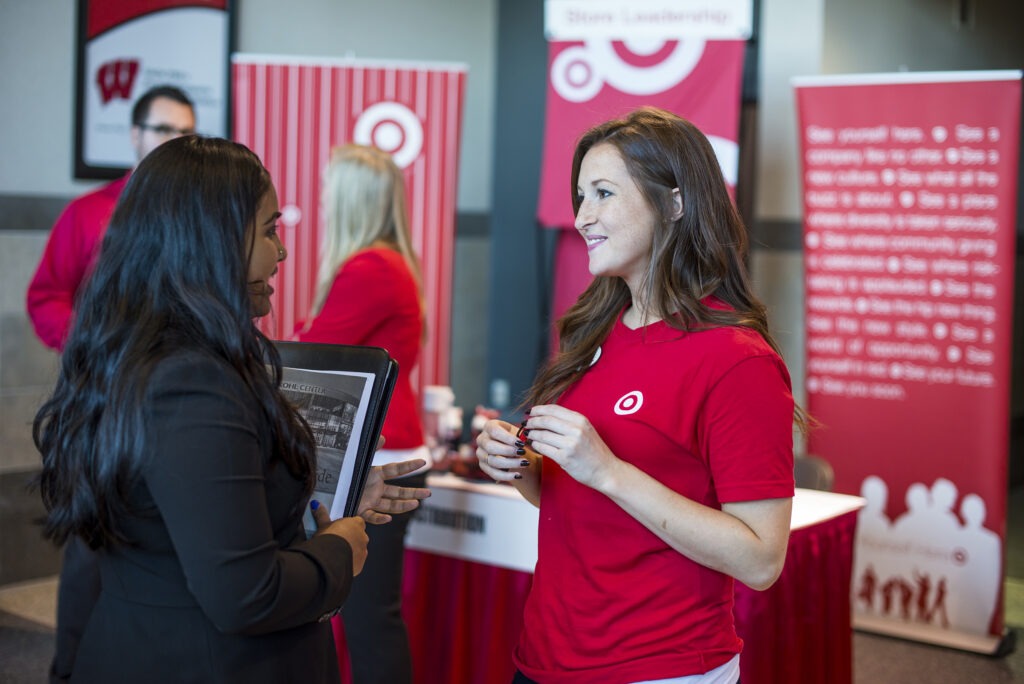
[
  {"x1": 357, "y1": 459, "x2": 431, "y2": 524},
  {"x1": 523, "y1": 404, "x2": 620, "y2": 491}
]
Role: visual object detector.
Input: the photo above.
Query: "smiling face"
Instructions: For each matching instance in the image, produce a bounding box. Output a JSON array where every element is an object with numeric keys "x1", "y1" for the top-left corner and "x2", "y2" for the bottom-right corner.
[
  {"x1": 247, "y1": 186, "x2": 285, "y2": 318},
  {"x1": 574, "y1": 143, "x2": 663, "y2": 297}
]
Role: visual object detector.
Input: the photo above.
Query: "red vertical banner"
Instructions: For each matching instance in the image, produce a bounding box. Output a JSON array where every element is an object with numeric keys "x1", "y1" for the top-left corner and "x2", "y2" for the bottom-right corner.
[
  {"x1": 232, "y1": 56, "x2": 467, "y2": 391},
  {"x1": 795, "y1": 71, "x2": 1021, "y2": 653},
  {"x1": 536, "y1": 39, "x2": 745, "y2": 328}
]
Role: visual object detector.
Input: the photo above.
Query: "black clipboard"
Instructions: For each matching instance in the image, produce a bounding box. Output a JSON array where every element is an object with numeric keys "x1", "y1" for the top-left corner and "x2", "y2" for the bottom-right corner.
[{"x1": 274, "y1": 342, "x2": 398, "y2": 522}]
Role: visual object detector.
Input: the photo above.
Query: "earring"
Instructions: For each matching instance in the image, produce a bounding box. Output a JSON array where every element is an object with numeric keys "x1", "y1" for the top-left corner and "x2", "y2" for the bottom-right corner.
[{"x1": 278, "y1": 248, "x2": 285, "y2": 258}]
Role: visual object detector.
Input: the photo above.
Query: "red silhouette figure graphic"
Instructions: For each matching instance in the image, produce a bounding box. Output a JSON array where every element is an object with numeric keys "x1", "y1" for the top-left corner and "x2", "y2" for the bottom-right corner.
[
  {"x1": 881, "y1": 577, "x2": 914, "y2": 619},
  {"x1": 857, "y1": 564, "x2": 878, "y2": 612},
  {"x1": 897, "y1": 577, "x2": 915, "y2": 619},
  {"x1": 913, "y1": 571, "x2": 932, "y2": 622},
  {"x1": 924, "y1": 578, "x2": 950, "y2": 629}
]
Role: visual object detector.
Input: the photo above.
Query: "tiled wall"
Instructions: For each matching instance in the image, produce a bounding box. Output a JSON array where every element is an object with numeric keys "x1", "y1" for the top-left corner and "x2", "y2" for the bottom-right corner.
[
  {"x1": 0, "y1": 231, "x2": 62, "y2": 586},
  {"x1": 751, "y1": 249, "x2": 808, "y2": 456},
  {"x1": 0, "y1": 224, "x2": 492, "y2": 586},
  {"x1": 449, "y1": 235, "x2": 490, "y2": 414},
  {"x1": 0, "y1": 232, "x2": 59, "y2": 476},
  {"x1": 0, "y1": 229, "x2": 493, "y2": 478}
]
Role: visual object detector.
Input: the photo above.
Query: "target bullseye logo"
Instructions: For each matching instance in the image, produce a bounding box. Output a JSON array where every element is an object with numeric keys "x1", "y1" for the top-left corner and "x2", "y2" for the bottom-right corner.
[
  {"x1": 353, "y1": 102, "x2": 423, "y2": 169},
  {"x1": 549, "y1": 39, "x2": 738, "y2": 187},
  {"x1": 566, "y1": 58, "x2": 592, "y2": 89},
  {"x1": 614, "y1": 391, "x2": 644, "y2": 416},
  {"x1": 552, "y1": 45, "x2": 604, "y2": 102},
  {"x1": 551, "y1": 39, "x2": 706, "y2": 103}
]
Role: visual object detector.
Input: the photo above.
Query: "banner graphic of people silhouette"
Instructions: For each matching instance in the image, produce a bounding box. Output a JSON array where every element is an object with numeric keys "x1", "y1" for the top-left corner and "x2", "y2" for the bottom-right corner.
[
  {"x1": 854, "y1": 477, "x2": 1002, "y2": 643},
  {"x1": 233, "y1": 55, "x2": 467, "y2": 389},
  {"x1": 795, "y1": 71, "x2": 1021, "y2": 653}
]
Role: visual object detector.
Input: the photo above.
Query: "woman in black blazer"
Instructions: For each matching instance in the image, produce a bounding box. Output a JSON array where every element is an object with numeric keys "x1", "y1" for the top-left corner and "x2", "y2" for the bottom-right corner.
[{"x1": 34, "y1": 135, "x2": 429, "y2": 683}]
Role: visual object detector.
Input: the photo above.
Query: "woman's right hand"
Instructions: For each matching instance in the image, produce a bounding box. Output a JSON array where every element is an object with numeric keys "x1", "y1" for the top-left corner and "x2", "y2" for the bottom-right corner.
[
  {"x1": 475, "y1": 419, "x2": 541, "y2": 507},
  {"x1": 310, "y1": 503, "x2": 369, "y2": 576},
  {"x1": 475, "y1": 419, "x2": 526, "y2": 482}
]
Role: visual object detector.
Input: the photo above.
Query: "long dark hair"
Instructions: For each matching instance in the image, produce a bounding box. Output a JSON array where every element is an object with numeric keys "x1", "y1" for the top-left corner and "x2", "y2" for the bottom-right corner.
[
  {"x1": 34, "y1": 136, "x2": 316, "y2": 548},
  {"x1": 526, "y1": 108, "x2": 808, "y2": 431}
]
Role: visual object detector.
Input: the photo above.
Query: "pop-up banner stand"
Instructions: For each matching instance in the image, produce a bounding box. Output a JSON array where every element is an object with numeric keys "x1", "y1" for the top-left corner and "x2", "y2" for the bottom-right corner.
[
  {"x1": 539, "y1": 0, "x2": 752, "y2": 328},
  {"x1": 795, "y1": 70, "x2": 1021, "y2": 654},
  {"x1": 233, "y1": 55, "x2": 467, "y2": 390}
]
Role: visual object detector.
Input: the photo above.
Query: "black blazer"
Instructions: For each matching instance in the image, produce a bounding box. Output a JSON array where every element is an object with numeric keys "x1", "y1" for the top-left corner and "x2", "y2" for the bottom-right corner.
[{"x1": 71, "y1": 350, "x2": 352, "y2": 683}]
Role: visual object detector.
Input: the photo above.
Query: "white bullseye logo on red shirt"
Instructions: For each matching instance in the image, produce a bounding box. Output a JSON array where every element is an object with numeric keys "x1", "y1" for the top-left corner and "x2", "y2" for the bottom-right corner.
[{"x1": 614, "y1": 391, "x2": 643, "y2": 415}]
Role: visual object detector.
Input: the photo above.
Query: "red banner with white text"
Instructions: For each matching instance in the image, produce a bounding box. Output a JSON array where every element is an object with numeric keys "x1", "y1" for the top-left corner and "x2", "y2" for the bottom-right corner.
[
  {"x1": 795, "y1": 71, "x2": 1021, "y2": 653},
  {"x1": 537, "y1": 39, "x2": 745, "y2": 327},
  {"x1": 232, "y1": 56, "x2": 466, "y2": 390}
]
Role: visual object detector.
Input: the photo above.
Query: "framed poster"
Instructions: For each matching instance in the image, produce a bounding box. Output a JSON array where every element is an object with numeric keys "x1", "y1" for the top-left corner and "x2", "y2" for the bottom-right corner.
[{"x1": 74, "y1": 0, "x2": 234, "y2": 179}]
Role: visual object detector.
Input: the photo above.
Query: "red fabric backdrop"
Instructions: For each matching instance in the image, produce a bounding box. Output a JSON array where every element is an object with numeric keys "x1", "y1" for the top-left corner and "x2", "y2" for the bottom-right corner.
[{"x1": 333, "y1": 509, "x2": 859, "y2": 684}]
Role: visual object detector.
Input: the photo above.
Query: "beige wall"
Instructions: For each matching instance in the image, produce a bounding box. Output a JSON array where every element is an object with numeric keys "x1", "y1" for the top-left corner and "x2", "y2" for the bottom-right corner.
[
  {"x1": 823, "y1": 0, "x2": 1024, "y2": 75},
  {"x1": 0, "y1": 0, "x2": 499, "y2": 472},
  {"x1": 752, "y1": 0, "x2": 1024, "y2": 435},
  {"x1": 0, "y1": 0, "x2": 497, "y2": 211},
  {"x1": 2, "y1": 0, "x2": 1021, "y2": 472}
]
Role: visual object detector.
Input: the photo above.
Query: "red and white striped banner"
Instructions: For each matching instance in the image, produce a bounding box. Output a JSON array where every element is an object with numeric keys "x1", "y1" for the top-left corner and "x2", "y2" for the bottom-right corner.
[{"x1": 233, "y1": 55, "x2": 467, "y2": 389}]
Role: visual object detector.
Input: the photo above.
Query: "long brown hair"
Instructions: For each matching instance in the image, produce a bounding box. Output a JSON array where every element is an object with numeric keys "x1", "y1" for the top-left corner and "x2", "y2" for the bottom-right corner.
[{"x1": 525, "y1": 107, "x2": 809, "y2": 432}]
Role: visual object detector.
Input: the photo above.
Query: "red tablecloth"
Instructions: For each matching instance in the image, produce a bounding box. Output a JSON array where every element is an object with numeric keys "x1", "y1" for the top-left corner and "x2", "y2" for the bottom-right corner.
[
  {"x1": 331, "y1": 552, "x2": 533, "y2": 684},
  {"x1": 733, "y1": 509, "x2": 859, "y2": 683},
  {"x1": 386, "y1": 508, "x2": 859, "y2": 684}
]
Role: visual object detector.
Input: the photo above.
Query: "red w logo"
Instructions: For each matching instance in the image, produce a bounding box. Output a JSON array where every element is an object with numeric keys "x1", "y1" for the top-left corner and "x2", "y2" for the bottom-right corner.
[{"x1": 96, "y1": 59, "x2": 139, "y2": 104}]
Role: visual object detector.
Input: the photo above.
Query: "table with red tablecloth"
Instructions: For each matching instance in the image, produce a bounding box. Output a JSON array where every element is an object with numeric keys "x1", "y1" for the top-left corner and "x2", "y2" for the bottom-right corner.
[
  {"x1": 337, "y1": 475, "x2": 864, "y2": 684},
  {"x1": 733, "y1": 489, "x2": 864, "y2": 683}
]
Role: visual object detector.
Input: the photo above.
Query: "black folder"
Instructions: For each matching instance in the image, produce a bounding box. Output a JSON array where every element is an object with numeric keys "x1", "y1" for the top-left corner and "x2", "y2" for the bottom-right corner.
[{"x1": 273, "y1": 342, "x2": 398, "y2": 521}]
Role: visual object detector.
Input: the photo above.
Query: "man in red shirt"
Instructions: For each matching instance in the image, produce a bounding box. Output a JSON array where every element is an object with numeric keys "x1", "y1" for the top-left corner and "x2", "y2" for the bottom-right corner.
[
  {"x1": 30, "y1": 85, "x2": 195, "y2": 684},
  {"x1": 27, "y1": 85, "x2": 196, "y2": 350}
]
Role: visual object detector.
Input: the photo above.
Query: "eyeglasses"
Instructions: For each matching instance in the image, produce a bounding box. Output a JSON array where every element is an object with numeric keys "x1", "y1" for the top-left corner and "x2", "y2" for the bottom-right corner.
[{"x1": 136, "y1": 123, "x2": 195, "y2": 136}]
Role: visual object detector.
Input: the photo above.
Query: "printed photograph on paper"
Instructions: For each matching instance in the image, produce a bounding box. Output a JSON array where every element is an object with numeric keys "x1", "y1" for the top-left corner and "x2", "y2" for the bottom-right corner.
[{"x1": 278, "y1": 366, "x2": 376, "y2": 535}]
